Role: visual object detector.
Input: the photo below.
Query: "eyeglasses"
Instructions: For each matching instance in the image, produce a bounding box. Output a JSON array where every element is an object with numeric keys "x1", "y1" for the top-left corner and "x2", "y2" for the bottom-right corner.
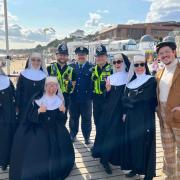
[
  {"x1": 134, "y1": 63, "x2": 145, "y2": 67},
  {"x1": 31, "y1": 58, "x2": 41, "y2": 62},
  {"x1": 113, "y1": 60, "x2": 123, "y2": 65}
]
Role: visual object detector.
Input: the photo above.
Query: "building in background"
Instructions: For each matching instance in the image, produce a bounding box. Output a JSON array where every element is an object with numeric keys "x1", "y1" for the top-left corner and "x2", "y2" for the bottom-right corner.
[
  {"x1": 176, "y1": 36, "x2": 180, "y2": 57},
  {"x1": 96, "y1": 21, "x2": 180, "y2": 41},
  {"x1": 70, "y1": 30, "x2": 85, "y2": 40}
]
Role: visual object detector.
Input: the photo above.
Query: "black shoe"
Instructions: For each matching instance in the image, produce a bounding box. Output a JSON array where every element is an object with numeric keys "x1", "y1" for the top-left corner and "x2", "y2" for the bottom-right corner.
[
  {"x1": 71, "y1": 136, "x2": 76, "y2": 143},
  {"x1": 125, "y1": 171, "x2": 136, "y2": 178},
  {"x1": 102, "y1": 163, "x2": 112, "y2": 174},
  {"x1": 1, "y1": 165, "x2": 7, "y2": 171},
  {"x1": 85, "y1": 139, "x2": 90, "y2": 145},
  {"x1": 91, "y1": 147, "x2": 100, "y2": 158}
]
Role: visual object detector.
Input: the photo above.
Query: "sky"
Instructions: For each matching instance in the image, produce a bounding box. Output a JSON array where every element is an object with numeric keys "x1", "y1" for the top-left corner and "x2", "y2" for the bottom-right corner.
[{"x1": 0, "y1": 0, "x2": 180, "y2": 49}]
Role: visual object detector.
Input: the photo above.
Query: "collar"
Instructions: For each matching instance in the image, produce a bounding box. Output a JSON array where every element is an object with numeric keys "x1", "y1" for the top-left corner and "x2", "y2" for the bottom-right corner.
[
  {"x1": 0, "y1": 75, "x2": 10, "y2": 90},
  {"x1": 126, "y1": 73, "x2": 153, "y2": 89},
  {"x1": 21, "y1": 68, "x2": 47, "y2": 81},
  {"x1": 35, "y1": 94, "x2": 63, "y2": 110}
]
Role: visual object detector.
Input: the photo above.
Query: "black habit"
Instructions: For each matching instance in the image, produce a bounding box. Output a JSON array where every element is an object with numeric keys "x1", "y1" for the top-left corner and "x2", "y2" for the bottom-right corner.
[{"x1": 10, "y1": 94, "x2": 75, "y2": 180}]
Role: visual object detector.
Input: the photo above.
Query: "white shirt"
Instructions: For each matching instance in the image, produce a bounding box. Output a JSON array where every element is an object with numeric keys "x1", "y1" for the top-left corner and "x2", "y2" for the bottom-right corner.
[{"x1": 159, "y1": 59, "x2": 178, "y2": 102}]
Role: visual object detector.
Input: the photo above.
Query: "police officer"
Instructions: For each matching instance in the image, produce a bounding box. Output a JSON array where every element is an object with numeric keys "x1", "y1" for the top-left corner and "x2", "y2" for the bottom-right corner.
[
  {"x1": 69, "y1": 46, "x2": 93, "y2": 145},
  {"x1": 47, "y1": 42, "x2": 76, "y2": 125},
  {"x1": 91, "y1": 44, "x2": 113, "y2": 156}
]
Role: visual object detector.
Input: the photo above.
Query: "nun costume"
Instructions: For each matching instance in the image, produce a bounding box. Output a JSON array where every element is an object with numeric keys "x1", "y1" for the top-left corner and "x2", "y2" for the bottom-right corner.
[
  {"x1": 122, "y1": 55, "x2": 157, "y2": 180},
  {"x1": 16, "y1": 52, "x2": 47, "y2": 122},
  {"x1": 10, "y1": 76, "x2": 75, "y2": 180},
  {"x1": 0, "y1": 65, "x2": 16, "y2": 171},
  {"x1": 92, "y1": 54, "x2": 130, "y2": 174}
]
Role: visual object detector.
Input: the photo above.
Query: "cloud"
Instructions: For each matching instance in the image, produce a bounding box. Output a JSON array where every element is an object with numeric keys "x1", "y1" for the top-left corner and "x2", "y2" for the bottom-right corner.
[
  {"x1": 85, "y1": 11, "x2": 112, "y2": 33},
  {"x1": 96, "y1": 10, "x2": 109, "y2": 14},
  {"x1": 0, "y1": 0, "x2": 56, "y2": 47},
  {"x1": 146, "y1": 0, "x2": 180, "y2": 22},
  {"x1": 85, "y1": 13, "x2": 102, "y2": 28}
]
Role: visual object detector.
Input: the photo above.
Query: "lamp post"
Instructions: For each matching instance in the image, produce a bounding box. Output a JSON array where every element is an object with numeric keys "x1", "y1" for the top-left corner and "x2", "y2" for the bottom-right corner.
[{"x1": 3, "y1": 0, "x2": 10, "y2": 75}]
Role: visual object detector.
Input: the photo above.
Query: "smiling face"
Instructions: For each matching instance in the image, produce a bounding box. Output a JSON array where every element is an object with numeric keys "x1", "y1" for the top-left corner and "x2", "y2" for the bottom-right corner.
[
  {"x1": 134, "y1": 61, "x2": 146, "y2": 75},
  {"x1": 113, "y1": 59, "x2": 123, "y2": 71},
  {"x1": 31, "y1": 58, "x2": 42, "y2": 69},
  {"x1": 45, "y1": 82, "x2": 58, "y2": 96},
  {"x1": 76, "y1": 54, "x2": 87, "y2": 64},
  {"x1": 56, "y1": 53, "x2": 69, "y2": 64},
  {"x1": 158, "y1": 46, "x2": 176, "y2": 65},
  {"x1": 96, "y1": 55, "x2": 107, "y2": 66}
]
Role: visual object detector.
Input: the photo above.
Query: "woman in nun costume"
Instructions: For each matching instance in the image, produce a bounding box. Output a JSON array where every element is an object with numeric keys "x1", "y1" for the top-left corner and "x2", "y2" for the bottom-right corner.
[
  {"x1": 92, "y1": 53, "x2": 130, "y2": 174},
  {"x1": 122, "y1": 55, "x2": 157, "y2": 180},
  {"x1": 0, "y1": 63, "x2": 16, "y2": 171},
  {"x1": 16, "y1": 52, "x2": 47, "y2": 122},
  {"x1": 10, "y1": 76, "x2": 75, "y2": 180}
]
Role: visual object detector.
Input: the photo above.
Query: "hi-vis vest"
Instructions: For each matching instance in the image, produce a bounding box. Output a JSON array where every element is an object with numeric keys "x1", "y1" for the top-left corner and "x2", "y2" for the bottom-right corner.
[
  {"x1": 50, "y1": 63, "x2": 73, "y2": 93},
  {"x1": 92, "y1": 64, "x2": 112, "y2": 94}
]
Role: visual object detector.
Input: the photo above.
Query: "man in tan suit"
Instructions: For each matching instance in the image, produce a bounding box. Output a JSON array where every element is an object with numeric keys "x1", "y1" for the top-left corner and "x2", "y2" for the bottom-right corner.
[{"x1": 156, "y1": 36, "x2": 180, "y2": 180}]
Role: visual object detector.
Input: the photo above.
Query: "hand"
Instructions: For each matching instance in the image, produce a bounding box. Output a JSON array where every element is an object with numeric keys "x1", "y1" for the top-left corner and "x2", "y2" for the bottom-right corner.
[
  {"x1": 59, "y1": 104, "x2": 66, "y2": 113},
  {"x1": 171, "y1": 106, "x2": 180, "y2": 112},
  {"x1": 122, "y1": 114, "x2": 126, "y2": 122},
  {"x1": 105, "y1": 79, "x2": 111, "y2": 92},
  {"x1": 38, "y1": 105, "x2": 47, "y2": 114}
]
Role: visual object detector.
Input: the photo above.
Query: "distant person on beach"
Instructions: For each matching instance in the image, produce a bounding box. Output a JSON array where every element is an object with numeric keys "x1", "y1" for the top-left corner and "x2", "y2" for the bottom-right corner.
[{"x1": 16, "y1": 52, "x2": 47, "y2": 123}]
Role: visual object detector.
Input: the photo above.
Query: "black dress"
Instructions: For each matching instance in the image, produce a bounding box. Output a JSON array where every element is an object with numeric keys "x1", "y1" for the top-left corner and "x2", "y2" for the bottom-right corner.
[
  {"x1": 122, "y1": 77, "x2": 157, "y2": 180},
  {"x1": 92, "y1": 85, "x2": 125, "y2": 165},
  {"x1": 16, "y1": 74, "x2": 45, "y2": 121},
  {"x1": 0, "y1": 81, "x2": 16, "y2": 168},
  {"x1": 10, "y1": 98, "x2": 75, "y2": 180}
]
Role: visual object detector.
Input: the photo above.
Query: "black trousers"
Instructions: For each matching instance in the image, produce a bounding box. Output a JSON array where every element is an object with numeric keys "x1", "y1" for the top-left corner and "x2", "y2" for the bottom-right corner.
[
  {"x1": 63, "y1": 93, "x2": 70, "y2": 125},
  {"x1": 69, "y1": 100, "x2": 92, "y2": 140},
  {"x1": 93, "y1": 94, "x2": 106, "y2": 131}
]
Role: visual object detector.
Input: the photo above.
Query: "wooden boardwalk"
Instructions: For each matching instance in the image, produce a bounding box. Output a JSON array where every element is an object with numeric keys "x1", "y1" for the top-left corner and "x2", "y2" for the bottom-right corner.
[{"x1": 0, "y1": 118, "x2": 164, "y2": 180}]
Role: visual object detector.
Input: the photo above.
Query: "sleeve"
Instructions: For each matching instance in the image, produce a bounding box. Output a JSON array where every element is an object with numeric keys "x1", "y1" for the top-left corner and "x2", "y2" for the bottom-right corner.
[
  {"x1": 122, "y1": 88, "x2": 134, "y2": 112},
  {"x1": 26, "y1": 102, "x2": 40, "y2": 124},
  {"x1": 47, "y1": 66, "x2": 51, "y2": 76},
  {"x1": 10, "y1": 80, "x2": 16, "y2": 103},
  {"x1": 57, "y1": 110, "x2": 66, "y2": 125},
  {"x1": 72, "y1": 68, "x2": 76, "y2": 81},
  {"x1": 15, "y1": 74, "x2": 23, "y2": 107}
]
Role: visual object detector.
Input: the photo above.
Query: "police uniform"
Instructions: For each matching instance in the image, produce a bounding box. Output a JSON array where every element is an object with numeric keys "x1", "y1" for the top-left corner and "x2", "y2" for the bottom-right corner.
[
  {"x1": 92, "y1": 44, "x2": 113, "y2": 132},
  {"x1": 69, "y1": 46, "x2": 93, "y2": 144},
  {"x1": 47, "y1": 42, "x2": 76, "y2": 125}
]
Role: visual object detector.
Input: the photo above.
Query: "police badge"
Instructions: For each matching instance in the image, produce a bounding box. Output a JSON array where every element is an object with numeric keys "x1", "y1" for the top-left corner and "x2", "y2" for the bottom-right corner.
[
  {"x1": 61, "y1": 44, "x2": 67, "y2": 51},
  {"x1": 97, "y1": 45, "x2": 103, "y2": 52}
]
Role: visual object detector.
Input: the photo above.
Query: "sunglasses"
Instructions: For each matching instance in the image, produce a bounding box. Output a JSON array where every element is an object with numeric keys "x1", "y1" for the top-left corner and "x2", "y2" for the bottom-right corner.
[
  {"x1": 31, "y1": 58, "x2": 41, "y2": 62},
  {"x1": 113, "y1": 60, "x2": 123, "y2": 65},
  {"x1": 134, "y1": 63, "x2": 145, "y2": 67}
]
